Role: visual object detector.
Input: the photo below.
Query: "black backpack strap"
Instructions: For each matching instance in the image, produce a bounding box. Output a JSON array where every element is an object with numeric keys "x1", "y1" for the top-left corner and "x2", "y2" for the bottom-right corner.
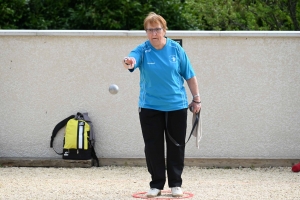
[
  {"x1": 50, "y1": 115, "x2": 75, "y2": 154},
  {"x1": 165, "y1": 111, "x2": 199, "y2": 147},
  {"x1": 89, "y1": 140, "x2": 100, "y2": 167},
  {"x1": 82, "y1": 112, "x2": 99, "y2": 167}
]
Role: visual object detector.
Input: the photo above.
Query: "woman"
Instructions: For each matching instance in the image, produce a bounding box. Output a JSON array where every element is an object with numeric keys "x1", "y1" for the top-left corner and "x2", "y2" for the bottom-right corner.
[{"x1": 122, "y1": 12, "x2": 201, "y2": 198}]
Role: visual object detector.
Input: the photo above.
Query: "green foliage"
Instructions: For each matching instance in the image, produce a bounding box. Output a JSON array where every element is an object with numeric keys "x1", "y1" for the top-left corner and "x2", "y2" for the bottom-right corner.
[
  {"x1": 65, "y1": 0, "x2": 188, "y2": 30},
  {"x1": 23, "y1": 0, "x2": 72, "y2": 29},
  {"x1": 67, "y1": 0, "x2": 144, "y2": 30},
  {"x1": 0, "y1": 0, "x2": 298, "y2": 30},
  {"x1": 0, "y1": 0, "x2": 27, "y2": 29},
  {"x1": 141, "y1": 0, "x2": 189, "y2": 30},
  {"x1": 183, "y1": 0, "x2": 300, "y2": 30},
  {"x1": 247, "y1": 0, "x2": 294, "y2": 30}
]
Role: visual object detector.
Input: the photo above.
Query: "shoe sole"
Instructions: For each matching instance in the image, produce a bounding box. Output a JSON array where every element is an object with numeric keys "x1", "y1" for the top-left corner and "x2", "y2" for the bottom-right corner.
[
  {"x1": 147, "y1": 191, "x2": 161, "y2": 198},
  {"x1": 172, "y1": 193, "x2": 183, "y2": 197}
]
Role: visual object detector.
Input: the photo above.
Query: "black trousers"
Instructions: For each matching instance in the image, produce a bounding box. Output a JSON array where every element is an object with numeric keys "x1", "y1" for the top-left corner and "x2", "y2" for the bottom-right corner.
[{"x1": 139, "y1": 108, "x2": 187, "y2": 189}]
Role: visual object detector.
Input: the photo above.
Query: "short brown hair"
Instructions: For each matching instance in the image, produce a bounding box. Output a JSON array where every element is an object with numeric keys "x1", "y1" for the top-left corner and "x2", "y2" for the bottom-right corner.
[{"x1": 143, "y1": 12, "x2": 168, "y2": 30}]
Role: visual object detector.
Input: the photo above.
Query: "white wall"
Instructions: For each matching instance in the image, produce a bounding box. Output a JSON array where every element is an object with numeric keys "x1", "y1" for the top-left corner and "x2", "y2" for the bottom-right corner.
[{"x1": 0, "y1": 30, "x2": 299, "y2": 159}]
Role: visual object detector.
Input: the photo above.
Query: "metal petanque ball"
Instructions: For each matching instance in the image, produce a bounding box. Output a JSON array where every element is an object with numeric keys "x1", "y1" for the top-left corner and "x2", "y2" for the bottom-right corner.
[{"x1": 109, "y1": 84, "x2": 119, "y2": 94}]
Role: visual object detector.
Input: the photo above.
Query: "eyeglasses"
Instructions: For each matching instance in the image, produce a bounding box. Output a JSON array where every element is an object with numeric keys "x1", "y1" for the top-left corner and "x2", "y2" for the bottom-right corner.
[{"x1": 146, "y1": 28, "x2": 163, "y2": 33}]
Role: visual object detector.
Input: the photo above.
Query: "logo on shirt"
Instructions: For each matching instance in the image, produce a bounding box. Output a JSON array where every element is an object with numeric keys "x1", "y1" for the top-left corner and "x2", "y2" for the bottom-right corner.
[{"x1": 169, "y1": 55, "x2": 177, "y2": 63}]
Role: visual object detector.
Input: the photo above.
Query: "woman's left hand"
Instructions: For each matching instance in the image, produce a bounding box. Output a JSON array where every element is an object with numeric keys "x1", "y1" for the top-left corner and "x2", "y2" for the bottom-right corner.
[{"x1": 189, "y1": 101, "x2": 201, "y2": 114}]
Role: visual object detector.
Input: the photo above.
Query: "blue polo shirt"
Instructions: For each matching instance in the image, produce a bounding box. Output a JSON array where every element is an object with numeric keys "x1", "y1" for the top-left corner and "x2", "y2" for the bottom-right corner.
[{"x1": 129, "y1": 38, "x2": 195, "y2": 111}]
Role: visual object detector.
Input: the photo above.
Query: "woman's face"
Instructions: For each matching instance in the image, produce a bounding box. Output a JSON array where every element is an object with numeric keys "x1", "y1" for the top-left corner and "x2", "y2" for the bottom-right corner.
[{"x1": 145, "y1": 22, "x2": 166, "y2": 49}]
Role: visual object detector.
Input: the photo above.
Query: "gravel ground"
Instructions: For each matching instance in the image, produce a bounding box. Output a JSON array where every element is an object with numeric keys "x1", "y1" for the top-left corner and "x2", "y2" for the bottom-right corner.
[{"x1": 0, "y1": 166, "x2": 299, "y2": 200}]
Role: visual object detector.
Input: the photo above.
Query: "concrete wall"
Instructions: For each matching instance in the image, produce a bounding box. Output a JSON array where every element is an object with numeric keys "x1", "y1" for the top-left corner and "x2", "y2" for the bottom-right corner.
[{"x1": 1, "y1": 30, "x2": 299, "y2": 160}]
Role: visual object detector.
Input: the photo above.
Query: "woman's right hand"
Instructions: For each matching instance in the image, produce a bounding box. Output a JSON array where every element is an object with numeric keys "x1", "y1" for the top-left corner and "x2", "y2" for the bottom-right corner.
[{"x1": 123, "y1": 57, "x2": 136, "y2": 69}]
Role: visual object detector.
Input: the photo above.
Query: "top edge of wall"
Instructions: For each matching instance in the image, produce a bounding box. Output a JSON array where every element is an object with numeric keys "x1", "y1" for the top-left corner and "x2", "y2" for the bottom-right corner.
[{"x1": 0, "y1": 30, "x2": 300, "y2": 37}]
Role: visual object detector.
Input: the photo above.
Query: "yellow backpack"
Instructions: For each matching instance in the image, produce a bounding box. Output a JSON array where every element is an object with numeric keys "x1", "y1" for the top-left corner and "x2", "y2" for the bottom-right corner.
[{"x1": 50, "y1": 112, "x2": 99, "y2": 166}]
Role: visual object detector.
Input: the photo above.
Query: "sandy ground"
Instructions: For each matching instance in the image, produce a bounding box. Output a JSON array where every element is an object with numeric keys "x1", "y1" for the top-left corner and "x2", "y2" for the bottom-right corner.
[{"x1": 0, "y1": 166, "x2": 299, "y2": 200}]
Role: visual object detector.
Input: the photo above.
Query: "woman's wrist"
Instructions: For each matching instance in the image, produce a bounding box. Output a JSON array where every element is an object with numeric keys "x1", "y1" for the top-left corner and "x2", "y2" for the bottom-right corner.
[
  {"x1": 193, "y1": 94, "x2": 200, "y2": 99},
  {"x1": 193, "y1": 93, "x2": 201, "y2": 103},
  {"x1": 192, "y1": 100, "x2": 201, "y2": 104}
]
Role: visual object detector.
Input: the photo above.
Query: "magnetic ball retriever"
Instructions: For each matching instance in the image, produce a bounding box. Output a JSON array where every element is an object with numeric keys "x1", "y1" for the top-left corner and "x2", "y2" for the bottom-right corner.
[{"x1": 109, "y1": 84, "x2": 119, "y2": 94}]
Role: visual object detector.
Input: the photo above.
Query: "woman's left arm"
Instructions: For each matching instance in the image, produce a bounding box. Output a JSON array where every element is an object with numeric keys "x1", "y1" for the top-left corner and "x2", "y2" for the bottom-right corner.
[{"x1": 186, "y1": 76, "x2": 202, "y2": 113}]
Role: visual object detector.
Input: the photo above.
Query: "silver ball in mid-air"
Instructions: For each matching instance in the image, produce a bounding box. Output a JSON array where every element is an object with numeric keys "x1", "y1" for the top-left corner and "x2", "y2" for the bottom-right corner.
[{"x1": 109, "y1": 84, "x2": 119, "y2": 94}]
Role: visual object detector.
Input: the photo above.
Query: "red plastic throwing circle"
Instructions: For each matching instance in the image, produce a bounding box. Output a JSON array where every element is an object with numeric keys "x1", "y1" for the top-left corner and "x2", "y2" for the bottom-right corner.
[{"x1": 132, "y1": 190, "x2": 194, "y2": 199}]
